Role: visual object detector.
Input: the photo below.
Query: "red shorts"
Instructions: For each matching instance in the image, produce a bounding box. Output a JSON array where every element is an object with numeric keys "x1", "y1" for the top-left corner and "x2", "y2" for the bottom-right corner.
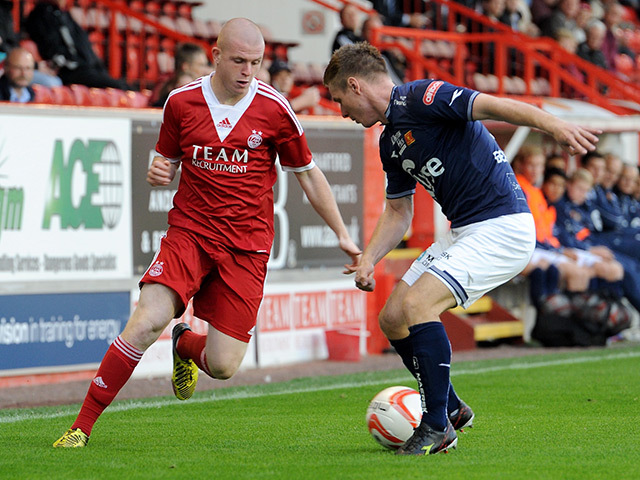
[{"x1": 140, "y1": 226, "x2": 269, "y2": 342}]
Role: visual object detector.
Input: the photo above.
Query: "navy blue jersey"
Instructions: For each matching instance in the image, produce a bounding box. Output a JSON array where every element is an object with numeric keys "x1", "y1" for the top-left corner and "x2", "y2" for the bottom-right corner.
[
  {"x1": 586, "y1": 185, "x2": 627, "y2": 232},
  {"x1": 380, "y1": 80, "x2": 530, "y2": 228}
]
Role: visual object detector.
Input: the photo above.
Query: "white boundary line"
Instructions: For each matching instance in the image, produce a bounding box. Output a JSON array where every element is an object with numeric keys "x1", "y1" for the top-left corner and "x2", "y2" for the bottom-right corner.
[{"x1": 2, "y1": 350, "x2": 639, "y2": 424}]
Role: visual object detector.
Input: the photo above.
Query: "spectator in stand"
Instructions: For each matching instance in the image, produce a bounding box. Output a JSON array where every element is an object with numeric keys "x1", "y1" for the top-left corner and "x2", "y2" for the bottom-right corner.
[
  {"x1": 152, "y1": 43, "x2": 211, "y2": 108},
  {"x1": 614, "y1": 163, "x2": 640, "y2": 228},
  {"x1": 513, "y1": 146, "x2": 612, "y2": 300},
  {"x1": 554, "y1": 168, "x2": 640, "y2": 309},
  {"x1": 546, "y1": 152, "x2": 568, "y2": 171},
  {"x1": 500, "y1": 0, "x2": 541, "y2": 36},
  {"x1": 482, "y1": 0, "x2": 508, "y2": 21},
  {"x1": 0, "y1": 0, "x2": 18, "y2": 61},
  {"x1": 601, "y1": 2, "x2": 635, "y2": 73},
  {"x1": 370, "y1": 0, "x2": 429, "y2": 28},
  {"x1": 581, "y1": 151, "x2": 640, "y2": 258},
  {"x1": 361, "y1": 14, "x2": 406, "y2": 85},
  {"x1": 531, "y1": 0, "x2": 560, "y2": 25},
  {"x1": 25, "y1": 0, "x2": 129, "y2": 90},
  {"x1": 268, "y1": 59, "x2": 320, "y2": 114},
  {"x1": 541, "y1": 165, "x2": 568, "y2": 205},
  {"x1": 539, "y1": 0, "x2": 583, "y2": 40},
  {"x1": 331, "y1": 4, "x2": 364, "y2": 53},
  {"x1": 556, "y1": 28, "x2": 586, "y2": 96},
  {"x1": 577, "y1": 20, "x2": 609, "y2": 70},
  {"x1": 0, "y1": 47, "x2": 36, "y2": 102}
]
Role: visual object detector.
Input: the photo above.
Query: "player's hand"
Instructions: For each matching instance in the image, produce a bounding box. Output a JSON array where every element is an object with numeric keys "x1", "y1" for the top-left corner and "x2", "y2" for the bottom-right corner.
[
  {"x1": 147, "y1": 157, "x2": 177, "y2": 186},
  {"x1": 554, "y1": 121, "x2": 601, "y2": 156},
  {"x1": 354, "y1": 261, "x2": 376, "y2": 292},
  {"x1": 339, "y1": 237, "x2": 362, "y2": 275}
]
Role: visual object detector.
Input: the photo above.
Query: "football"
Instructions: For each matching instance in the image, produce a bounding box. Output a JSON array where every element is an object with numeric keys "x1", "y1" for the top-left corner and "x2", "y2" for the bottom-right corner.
[{"x1": 366, "y1": 386, "x2": 422, "y2": 449}]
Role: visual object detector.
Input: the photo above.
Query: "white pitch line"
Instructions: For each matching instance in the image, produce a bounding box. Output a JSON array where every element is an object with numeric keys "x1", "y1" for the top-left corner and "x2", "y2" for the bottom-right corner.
[{"x1": 1, "y1": 350, "x2": 639, "y2": 425}]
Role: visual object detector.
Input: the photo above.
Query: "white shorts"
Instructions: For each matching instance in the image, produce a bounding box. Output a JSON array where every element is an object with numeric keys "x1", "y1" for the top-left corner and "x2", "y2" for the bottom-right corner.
[{"x1": 402, "y1": 213, "x2": 535, "y2": 309}]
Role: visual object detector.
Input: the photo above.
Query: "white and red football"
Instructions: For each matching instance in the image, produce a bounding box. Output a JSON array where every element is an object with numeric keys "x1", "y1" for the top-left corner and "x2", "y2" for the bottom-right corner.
[{"x1": 366, "y1": 386, "x2": 422, "y2": 449}]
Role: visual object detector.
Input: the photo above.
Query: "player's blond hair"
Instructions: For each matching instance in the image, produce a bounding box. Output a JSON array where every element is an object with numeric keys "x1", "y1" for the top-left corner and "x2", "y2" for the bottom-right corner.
[{"x1": 323, "y1": 42, "x2": 388, "y2": 91}]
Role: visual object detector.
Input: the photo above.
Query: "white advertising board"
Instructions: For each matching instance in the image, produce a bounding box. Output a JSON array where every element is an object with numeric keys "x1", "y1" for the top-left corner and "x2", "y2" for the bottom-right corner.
[{"x1": 0, "y1": 114, "x2": 132, "y2": 281}]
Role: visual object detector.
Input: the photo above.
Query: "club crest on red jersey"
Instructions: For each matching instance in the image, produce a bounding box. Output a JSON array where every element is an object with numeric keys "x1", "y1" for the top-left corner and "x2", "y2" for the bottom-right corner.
[
  {"x1": 248, "y1": 130, "x2": 263, "y2": 149},
  {"x1": 149, "y1": 261, "x2": 164, "y2": 277}
]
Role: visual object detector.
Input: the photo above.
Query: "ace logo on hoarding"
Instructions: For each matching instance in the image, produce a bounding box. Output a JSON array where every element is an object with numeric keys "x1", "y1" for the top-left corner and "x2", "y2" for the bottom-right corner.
[{"x1": 42, "y1": 139, "x2": 123, "y2": 230}]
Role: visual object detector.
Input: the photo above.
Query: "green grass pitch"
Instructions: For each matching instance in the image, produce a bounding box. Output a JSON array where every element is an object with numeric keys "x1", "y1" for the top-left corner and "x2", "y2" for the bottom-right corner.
[{"x1": 1, "y1": 345, "x2": 639, "y2": 479}]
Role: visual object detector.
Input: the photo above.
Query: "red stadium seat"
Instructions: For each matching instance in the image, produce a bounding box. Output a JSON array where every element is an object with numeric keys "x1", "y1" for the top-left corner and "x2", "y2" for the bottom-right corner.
[
  {"x1": 106, "y1": 88, "x2": 129, "y2": 107},
  {"x1": 69, "y1": 84, "x2": 92, "y2": 106},
  {"x1": 89, "y1": 87, "x2": 110, "y2": 107},
  {"x1": 51, "y1": 86, "x2": 75, "y2": 105},
  {"x1": 32, "y1": 84, "x2": 55, "y2": 104}
]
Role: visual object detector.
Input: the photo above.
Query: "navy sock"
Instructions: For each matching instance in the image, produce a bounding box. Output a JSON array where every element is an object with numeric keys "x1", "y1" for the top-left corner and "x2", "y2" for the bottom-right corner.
[
  {"x1": 447, "y1": 382, "x2": 461, "y2": 414},
  {"x1": 390, "y1": 335, "x2": 460, "y2": 413},
  {"x1": 389, "y1": 336, "x2": 416, "y2": 378},
  {"x1": 409, "y1": 322, "x2": 452, "y2": 431},
  {"x1": 529, "y1": 267, "x2": 546, "y2": 304},
  {"x1": 546, "y1": 265, "x2": 560, "y2": 294}
]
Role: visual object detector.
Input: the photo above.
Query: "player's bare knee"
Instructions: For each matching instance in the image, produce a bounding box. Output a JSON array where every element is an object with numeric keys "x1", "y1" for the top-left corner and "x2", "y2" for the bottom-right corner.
[{"x1": 207, "y1": 363, "x2": 239, "y2": 380}]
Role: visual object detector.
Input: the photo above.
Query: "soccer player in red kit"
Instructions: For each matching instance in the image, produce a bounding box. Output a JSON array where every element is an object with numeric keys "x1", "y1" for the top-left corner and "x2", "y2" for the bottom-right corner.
[{"x1": 53, "y1": 18, "x2": 361, "y2": 448}]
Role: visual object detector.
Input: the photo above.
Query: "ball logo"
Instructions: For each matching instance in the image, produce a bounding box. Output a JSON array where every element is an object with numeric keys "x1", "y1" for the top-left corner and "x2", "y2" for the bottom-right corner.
[
  {"x1": 247, "y1": 130, "x2": 263, "y2": 149},
  {"x1": 148, "y1": 261, "x2": 164, "y2": 277},
  {"x1": 423, "y1": 80, "x2": 443, "y2": 106}
]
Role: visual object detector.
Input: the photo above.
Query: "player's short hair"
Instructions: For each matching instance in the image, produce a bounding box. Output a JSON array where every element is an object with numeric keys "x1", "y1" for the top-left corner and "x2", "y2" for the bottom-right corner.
[{"x1": 323, "y1": 42, "x2": 388, "y2": 91}]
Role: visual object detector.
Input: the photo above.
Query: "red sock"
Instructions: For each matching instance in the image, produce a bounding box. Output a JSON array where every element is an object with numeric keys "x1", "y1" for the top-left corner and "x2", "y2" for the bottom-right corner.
[
  {"x1": 176, "y1": 330, "x2": 212, "y2": 377},
  {"x1": 72, "y1": 336, "x2": 142, "y2": 435}
]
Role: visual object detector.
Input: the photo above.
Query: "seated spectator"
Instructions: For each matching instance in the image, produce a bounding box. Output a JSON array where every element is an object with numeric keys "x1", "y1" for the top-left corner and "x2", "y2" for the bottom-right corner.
[
  {"x1": 601, "y1": 2, "x2": 635, "y2": 73},
  {"x1": 614, "y1": 163, "x2": 640, "y2": 229},
  {"x1": 539, "y1": 0, "x2": 582, "y2": 40},
  {"x1": 0, "y1": 47, "x2": 36, "y2": 102},
  {"x1": 0, "y1": 0, "x2": 18, "y2": 61},
  {"x1": 268, "y1": 59, "x2": 320, "y2": 114},
  {"x1": 500, "y1": 0, "x2": 541, "y2": 36},
  {"x1": 513, "y1": 146, "x2": 606, "y2": 302},
  {"x1": 25, "y1": 0, "x2": 129, "y2": 90},
  {"x1": 554, "y1": 168, "x2": 640, "y2": 310},
  {"x1": 332, "y1": 4, "x2": 364, "y2": 53},
  {"x1": 541, "y1": 165, "x2": 568, "y2": 205},
  {"x1": 583, "y1": 151, "x2": 629, "y2": 232},
  {"x1": 371, "y1": 0, "x2": 429, "y2": 28},
  {"x1": 555, "y1": 28, "x2": 585, "y2": 97},
  {"x1": 577, "y1": 20, "x2": 608, "y2": 70},
  {"x1": 152, "y1": 43, "x2": 211, "y2": 108},
  {"x1": 531, "y1": 0, "x2": 559, "y2": 26}
]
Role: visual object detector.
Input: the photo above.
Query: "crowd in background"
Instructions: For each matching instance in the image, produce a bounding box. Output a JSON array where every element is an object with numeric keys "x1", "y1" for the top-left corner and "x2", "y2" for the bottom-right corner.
[{"x1": 511, "y1": 145, "x2": 640, "y2": 344}]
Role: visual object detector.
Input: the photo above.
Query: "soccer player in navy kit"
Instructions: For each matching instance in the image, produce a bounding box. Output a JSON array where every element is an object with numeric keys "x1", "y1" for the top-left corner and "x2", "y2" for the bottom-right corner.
[{"x1": 324, "y1": 43, "x2": 600, "y2": 455}]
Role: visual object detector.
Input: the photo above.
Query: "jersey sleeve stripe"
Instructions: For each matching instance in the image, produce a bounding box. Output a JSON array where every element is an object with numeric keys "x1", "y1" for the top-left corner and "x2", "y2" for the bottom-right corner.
[
  {"x1": 280, "y1": 159, "x2": 316, "y2": 173},
  {"x1": 257, "y1": 82, "x2": 304, "y2": 136},
  {"x1": 386, "y1": 189, "x2": 416, "y2": 199},
  {"x1": 162, "y1": 79, "x2": 203, "y2": 121},
  {"x1": 467, "y1": 90, "x2": 480, "y2": 121}
]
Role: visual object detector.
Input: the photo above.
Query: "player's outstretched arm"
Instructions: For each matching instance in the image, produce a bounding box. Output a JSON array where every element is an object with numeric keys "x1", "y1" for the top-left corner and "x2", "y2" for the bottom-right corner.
[
  {"x1": 147, "y1": 156, "x2": 178, "y2": 187},
  {"x1": 471, "y1": 94, "x2": 601, "y2": 155},
  {"x1": 354, "y1": 196, "x2": 414, "y2": 292},
  {"x1": 294, "y1": 166, "x2": 362, "y2": 271}
]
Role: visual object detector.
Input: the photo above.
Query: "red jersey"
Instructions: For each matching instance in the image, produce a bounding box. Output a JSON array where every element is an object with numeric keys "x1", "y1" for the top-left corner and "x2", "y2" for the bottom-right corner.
[{"x1": 156, "y1": 75, "x2": 314, "y2": 252}]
